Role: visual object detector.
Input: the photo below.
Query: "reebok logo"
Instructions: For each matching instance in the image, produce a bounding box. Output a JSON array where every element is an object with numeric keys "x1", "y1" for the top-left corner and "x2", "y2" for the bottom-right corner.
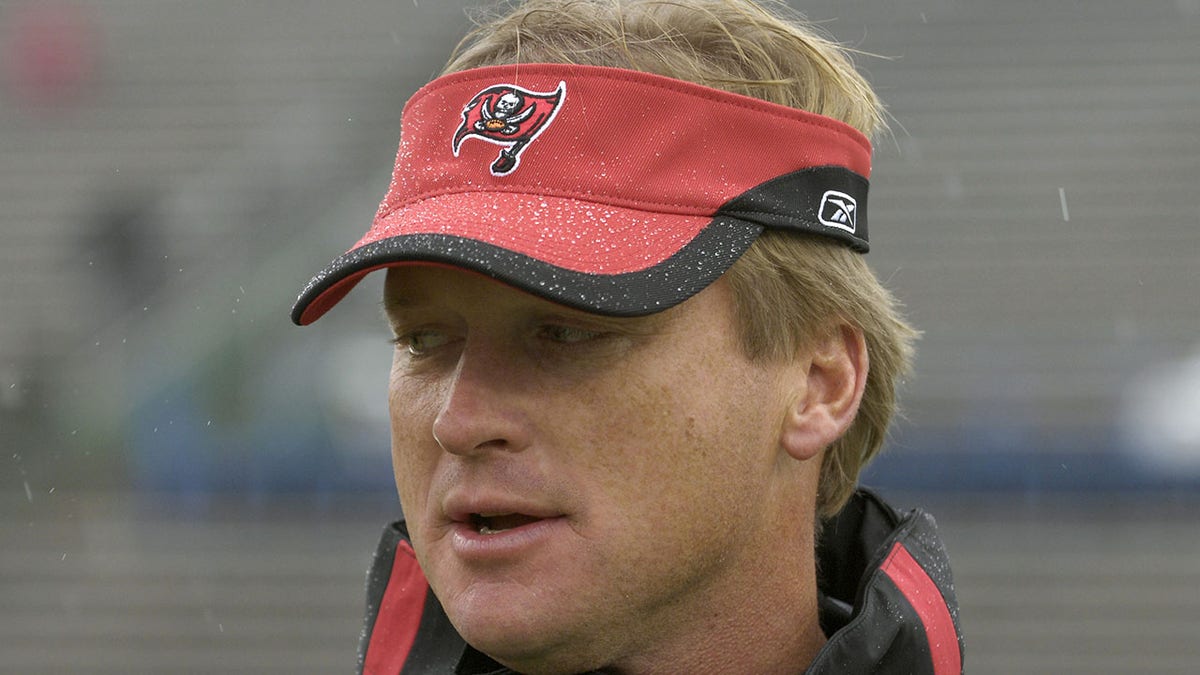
[{"x1": 818, "y1": 190, "x2": 857, "y2": 233}]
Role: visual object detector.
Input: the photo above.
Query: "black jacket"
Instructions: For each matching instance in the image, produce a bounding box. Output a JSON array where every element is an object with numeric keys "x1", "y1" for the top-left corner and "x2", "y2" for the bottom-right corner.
[{"x1": 356, "y1": 489, "x2": 964, "y2": 674}]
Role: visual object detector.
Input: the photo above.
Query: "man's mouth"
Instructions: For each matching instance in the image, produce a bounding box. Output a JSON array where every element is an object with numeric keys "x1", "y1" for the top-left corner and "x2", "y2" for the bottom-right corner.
[{"x1": 470, "y1": 513, "x2": 543, "y2": 535}]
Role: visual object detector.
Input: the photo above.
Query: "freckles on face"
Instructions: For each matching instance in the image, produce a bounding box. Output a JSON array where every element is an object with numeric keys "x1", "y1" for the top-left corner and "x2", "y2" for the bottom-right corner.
[
  {"x1": 387, "y1": 353, "x2": 440, "y2": 520},
  {"x1": 379, "y1": 267, "x2": 795, "y2": 671},
  {"x1": 579, "y1": 339, "x2": 782, "y2": 538}
]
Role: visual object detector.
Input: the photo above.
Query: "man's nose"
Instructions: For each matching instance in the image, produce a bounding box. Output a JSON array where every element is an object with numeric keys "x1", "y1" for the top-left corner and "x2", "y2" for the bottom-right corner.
[{"x1": 430, "y1": 342, "x2": 531, "y2": 457}]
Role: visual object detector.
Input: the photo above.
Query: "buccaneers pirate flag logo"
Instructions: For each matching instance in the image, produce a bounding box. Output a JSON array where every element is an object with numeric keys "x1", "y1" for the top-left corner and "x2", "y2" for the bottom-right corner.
[{"x1": 452, "y1": 81, "x2": 566, "y2": 176}]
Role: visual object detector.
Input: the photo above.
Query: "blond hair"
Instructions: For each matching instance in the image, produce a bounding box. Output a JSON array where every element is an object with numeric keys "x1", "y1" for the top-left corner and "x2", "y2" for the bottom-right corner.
[{"x1": 444, "y1": 0, "x2": 917, "y2": 518}]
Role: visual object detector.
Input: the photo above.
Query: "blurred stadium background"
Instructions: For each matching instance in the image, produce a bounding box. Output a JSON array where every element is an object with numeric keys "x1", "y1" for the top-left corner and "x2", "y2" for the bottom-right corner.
[{"x1": 2, "y1": 0, "x2": 1198, "y2": 672}]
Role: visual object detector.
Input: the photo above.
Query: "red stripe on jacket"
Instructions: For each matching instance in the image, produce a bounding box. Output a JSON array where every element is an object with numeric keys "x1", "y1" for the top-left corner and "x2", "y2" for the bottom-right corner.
[
  {"x1": 364, "y1": 540, "x2": 428, "y2": 674},
  {"x1": 881, "y1": 542, "x2": 962, "y2": 675}
]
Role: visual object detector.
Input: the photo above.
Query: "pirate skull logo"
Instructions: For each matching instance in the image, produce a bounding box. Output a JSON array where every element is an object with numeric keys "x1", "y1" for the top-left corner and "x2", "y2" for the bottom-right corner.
[
  {"x1": 476, "y1": 91, "x2": 535, "y2": 135},
  {"x1": 452, "y1": 80, "x2": 566, "y2": 176}
]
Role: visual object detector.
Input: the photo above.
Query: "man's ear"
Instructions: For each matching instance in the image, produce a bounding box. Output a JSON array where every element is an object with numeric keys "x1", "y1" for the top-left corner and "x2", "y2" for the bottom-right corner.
[{"x1": 780, "y1": 325, "x2": 868, "y2": 462}]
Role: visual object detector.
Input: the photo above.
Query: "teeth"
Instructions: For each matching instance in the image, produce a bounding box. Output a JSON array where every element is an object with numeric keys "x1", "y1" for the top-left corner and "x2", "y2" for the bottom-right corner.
[
  {"x1": 471, "y1": 512, "x2": 538, "y2": 535},
  {"x1": 473, "y1": 513, "x2": 505, "y2": 535}
]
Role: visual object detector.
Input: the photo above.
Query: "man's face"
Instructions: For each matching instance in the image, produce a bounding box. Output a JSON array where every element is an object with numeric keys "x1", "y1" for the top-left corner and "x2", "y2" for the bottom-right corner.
[{"x1": 384, "y1": 266, "x2": 807, "y2": 672}]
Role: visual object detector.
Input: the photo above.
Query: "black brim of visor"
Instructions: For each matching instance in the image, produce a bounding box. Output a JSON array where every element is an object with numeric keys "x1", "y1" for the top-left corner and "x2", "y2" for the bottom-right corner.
[
  {"x1": 290, "y1": 216, "x2": 762, "y2": 325},
  {"x1": 290, "y1": 166, "x2": 868, "y2": 325}
]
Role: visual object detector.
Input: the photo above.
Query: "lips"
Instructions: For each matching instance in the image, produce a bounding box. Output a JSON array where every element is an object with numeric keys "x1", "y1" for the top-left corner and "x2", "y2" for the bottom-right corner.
[
  {"x1": 445, "y1": 494, "x2": 564, "y2": 531},
  {"x1": 441, "y1": 489, "x2": 570, "y2": 560}
]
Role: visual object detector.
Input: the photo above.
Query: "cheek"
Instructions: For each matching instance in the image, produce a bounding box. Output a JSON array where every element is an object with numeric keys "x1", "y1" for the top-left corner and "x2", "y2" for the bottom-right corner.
[
  {"x1": 577, "y1": 356, "x2": 780, "y2": 527},
  {"x1": 387, "y1": 359, "x2": 443, "y2": 509},
  {"x1": 562, "y1": 360, "x2": 786, "y2": 616}
]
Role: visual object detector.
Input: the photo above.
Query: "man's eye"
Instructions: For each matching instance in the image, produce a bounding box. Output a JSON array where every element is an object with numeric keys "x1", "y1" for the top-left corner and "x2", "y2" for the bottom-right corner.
[
  {"x1": 393, "y1": 329, "x2": 451, "y2": 356},
  {"x1": 540, "y1": 324, "x2": 602, "y2": 344}
]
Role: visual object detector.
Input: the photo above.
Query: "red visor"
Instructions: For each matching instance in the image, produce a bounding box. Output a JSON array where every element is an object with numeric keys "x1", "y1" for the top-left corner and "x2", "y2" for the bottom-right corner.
[{"x1": 292, "y1": 64, "x2": 871, "y2": 325}]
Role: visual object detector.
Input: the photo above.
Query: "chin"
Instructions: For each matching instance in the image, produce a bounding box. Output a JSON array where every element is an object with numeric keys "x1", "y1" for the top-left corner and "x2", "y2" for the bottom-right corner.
[
  {"x1": 449, "y1": 589, "x2": 601, "y2": 674},
  {"x1": 451, "y1": 591, "x2": 551, "y2": 648},
  {"x1": 467, "y1": 640, "x2": 604, "y2": 675}
]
